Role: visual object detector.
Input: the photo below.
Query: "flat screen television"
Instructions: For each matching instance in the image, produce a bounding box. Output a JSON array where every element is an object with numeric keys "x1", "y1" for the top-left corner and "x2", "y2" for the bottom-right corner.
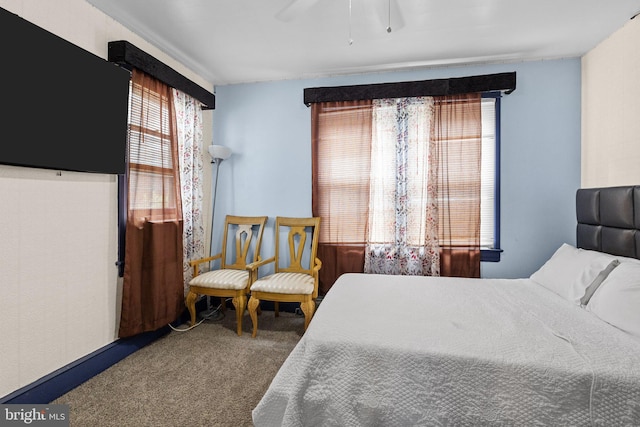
[{"x1": 0, "y1": 7, "x2": 130, "y2": 174}]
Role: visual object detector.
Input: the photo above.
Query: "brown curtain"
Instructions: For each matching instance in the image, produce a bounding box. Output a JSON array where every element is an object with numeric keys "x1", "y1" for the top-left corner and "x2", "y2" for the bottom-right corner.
[
  {"x1": 311, "y1": 101, "x2": 372, "y2": 294},
  {"x1": 119, "y1": 69, "x2": 184, "y2": 338},
  {"x1": 433, "y1": 94, "x2": 482, "y2": 278}
]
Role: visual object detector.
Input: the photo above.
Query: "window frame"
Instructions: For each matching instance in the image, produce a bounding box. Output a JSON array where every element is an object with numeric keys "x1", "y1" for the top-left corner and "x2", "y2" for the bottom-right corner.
[{"x1": 481, "y1": 91, "x2": 502, "y2": 262}]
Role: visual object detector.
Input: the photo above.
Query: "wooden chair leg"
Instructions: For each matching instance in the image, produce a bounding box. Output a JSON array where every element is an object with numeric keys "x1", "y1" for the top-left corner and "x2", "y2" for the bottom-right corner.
[
  {"x1": 274, "y1": 301, "x2": 280, "y2": 317},
  {"x1": 300, "y1": 299, "x2": 316, "y2": 330},
  {"x1": 232, "y1": 294, "x2": 246, "y2": 336},
  {"x1": 248, "y1": 296, "x2": 260, "y2": 338},
  {"x1": 220, "y1": 296, "x2": 227, "y2": 312},
  {"x1": 185, "y1": 291, "x2": 198, "y2": 326}
]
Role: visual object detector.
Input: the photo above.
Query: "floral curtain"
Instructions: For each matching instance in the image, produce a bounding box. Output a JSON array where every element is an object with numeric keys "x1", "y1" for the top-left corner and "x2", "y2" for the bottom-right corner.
[
  {"x1": 172, "y1": 89, "x2": 205, "y2": 294},
  {"x1": 364, "y1": 97, "x2": 440, "y2": 276}
]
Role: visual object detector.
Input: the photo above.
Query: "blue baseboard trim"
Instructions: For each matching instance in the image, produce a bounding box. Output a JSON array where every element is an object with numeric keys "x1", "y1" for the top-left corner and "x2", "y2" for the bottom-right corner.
[{"x1": 0, "y1": 326, "x2": 170, "y2": 404}]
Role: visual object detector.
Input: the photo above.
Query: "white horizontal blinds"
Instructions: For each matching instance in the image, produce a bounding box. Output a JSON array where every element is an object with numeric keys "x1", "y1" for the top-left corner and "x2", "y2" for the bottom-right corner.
[
  {"x1": 127, "y1": 74, "x2": 179, "y2": 222},
  {"x1": 434, "y1": 94, "x2": 482, "y2": 247},
  {"x1": 480, "y1": 98, "x2": 496, "y2": 248},
  {"x1": 313, "y1": 101, "x2": 372, "y2": 244}
]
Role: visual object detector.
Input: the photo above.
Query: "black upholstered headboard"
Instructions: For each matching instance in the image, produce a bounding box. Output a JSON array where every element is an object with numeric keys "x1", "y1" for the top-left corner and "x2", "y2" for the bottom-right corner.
[{"x1": 576, "y1": 186, "x2": 640, "y2": 260}]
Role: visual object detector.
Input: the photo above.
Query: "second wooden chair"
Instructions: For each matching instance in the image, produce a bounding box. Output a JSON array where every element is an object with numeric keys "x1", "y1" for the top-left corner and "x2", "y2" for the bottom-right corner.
[{"x1": 247, "y1": 216, "x2": 321, "y2": 338}]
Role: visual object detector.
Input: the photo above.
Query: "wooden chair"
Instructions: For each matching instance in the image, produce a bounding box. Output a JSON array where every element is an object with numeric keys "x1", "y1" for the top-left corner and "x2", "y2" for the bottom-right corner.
[
  {"x1": 186, "y1": 215, "x2": 267, "y2": 336},
  {"x1": 247, "y1": 216, "x2": 321, "y2": 338}
]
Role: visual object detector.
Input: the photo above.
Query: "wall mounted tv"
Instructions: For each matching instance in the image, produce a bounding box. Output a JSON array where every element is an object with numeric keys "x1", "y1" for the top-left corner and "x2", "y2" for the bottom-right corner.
[{"x1": 0, "y1": 7, "x2": 130, "y2": 175}]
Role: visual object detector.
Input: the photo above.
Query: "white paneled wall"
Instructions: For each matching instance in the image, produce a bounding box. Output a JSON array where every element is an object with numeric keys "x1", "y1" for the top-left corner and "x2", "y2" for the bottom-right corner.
[
  {"x1": 0, "y1": 0, "x2": 212, "y2": 398},
  {"x1": 582, "y1": 17, "x2": 640, "y2": 187},
  {"x1": 0, "y1": 168, "x2": 118, "y2": 394}
]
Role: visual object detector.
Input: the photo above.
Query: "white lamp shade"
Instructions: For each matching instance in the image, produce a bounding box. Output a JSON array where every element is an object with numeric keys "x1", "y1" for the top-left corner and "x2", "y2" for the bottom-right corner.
[{"x1": 208, "y1": 145, "x2": 232, "y2": 161}]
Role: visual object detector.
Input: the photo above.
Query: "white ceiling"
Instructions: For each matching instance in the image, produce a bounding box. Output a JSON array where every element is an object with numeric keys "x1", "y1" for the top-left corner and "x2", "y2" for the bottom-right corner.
[{"x1": 85, "y1": 0, "x2": 640, "y2": 86}]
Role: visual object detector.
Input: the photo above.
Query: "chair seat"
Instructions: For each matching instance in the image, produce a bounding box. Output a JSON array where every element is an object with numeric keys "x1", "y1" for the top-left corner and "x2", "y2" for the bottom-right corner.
[
  {"x1": 251, "y1": 272, "x2": 314, "y2": 294},
  {"x1": 189, "y1": 269, "x2": 249, "y2": 290}
]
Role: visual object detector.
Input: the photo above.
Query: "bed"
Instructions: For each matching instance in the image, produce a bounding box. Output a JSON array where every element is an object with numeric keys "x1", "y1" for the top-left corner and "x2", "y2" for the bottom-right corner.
[{"x1": 252, "y1": 186, "x2": 640, "y2": 426}]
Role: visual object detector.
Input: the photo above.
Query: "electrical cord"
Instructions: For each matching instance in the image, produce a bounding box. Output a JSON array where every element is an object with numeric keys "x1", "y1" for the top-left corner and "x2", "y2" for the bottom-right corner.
[
  {"x1": 169, "y1": 318, "x2": 205, "y2": 332},
  {"x1": 168, "y1": 299, "x2": 228, "y2": 332}
]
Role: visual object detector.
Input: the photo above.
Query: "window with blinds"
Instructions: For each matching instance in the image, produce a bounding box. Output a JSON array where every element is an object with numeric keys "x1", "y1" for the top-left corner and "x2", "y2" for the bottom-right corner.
[
  {"x1": 315, "y1": 102, "x2": 372, "y2": 245},
  {"x1": 435, "y1": 94, "x2": 499, "y2": 252},
  {"x1": 127, "y1": 81, "x2": 179, "y2": 220},
  {"x1": 314, "y1": 94, "x2": 501, "y2": 260},
  {"x1": 480, "y1": 96, "x2": 497, "y2": 250}
]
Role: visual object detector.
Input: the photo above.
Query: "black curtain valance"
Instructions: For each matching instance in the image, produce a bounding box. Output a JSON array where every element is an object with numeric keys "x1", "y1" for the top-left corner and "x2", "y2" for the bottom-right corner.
[
  {"x1": 303, "y1": 72, "x2": 516, "y2": 106},
  {"x1": 108, "y1": 40, "x2": 215, "y2": 109}
]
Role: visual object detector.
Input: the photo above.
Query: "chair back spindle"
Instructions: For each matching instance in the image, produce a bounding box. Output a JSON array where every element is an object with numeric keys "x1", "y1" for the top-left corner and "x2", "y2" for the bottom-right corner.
[{"x1": 226, "y1": 224, "x2": 254, "y2": 270}]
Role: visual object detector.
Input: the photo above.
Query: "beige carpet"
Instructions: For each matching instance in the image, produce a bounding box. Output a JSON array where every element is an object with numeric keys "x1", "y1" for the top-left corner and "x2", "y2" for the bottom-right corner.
[{"x1": 53, "y1": 310, "x2": 304, "y2": 427}]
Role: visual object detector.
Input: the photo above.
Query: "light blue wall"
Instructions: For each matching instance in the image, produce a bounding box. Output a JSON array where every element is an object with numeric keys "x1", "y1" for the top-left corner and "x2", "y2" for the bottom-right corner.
[{"x1": 212, "y1": 58, "x2": 581, "y2": 279}]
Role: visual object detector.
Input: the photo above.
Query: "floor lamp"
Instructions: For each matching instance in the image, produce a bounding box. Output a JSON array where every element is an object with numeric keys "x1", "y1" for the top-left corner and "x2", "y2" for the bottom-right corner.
[{"x1": 200, "y1": 144, "x2": 232, "y2": 319}]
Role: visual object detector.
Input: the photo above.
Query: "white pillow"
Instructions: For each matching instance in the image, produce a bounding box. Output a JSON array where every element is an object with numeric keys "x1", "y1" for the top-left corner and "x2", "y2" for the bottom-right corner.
[
  {"x1": 530, "y1": 243, "x2": 617, "y2": 305},
  {"x1": 587, "y1": 261, "x2": 640, "y2": 339}
]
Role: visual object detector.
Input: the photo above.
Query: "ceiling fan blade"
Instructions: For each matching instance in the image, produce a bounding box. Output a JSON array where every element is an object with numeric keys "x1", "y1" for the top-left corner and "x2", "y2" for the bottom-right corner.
[
  {"x1": 275, "y1": 0, "x2": 323, "y2": 22},
  {"x1": 374, "y1": 0, "x2": 405, "y2": 32}
]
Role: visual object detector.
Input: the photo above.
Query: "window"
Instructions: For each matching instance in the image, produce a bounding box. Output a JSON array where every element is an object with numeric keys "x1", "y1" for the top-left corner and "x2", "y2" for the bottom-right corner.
[
  {"x1": 116, "y1": 76, "x2": 181, "y2": 278},
  {"x1": 314, "y1": 94, "x2": 502, "y2": 262},
  {"x1": 480, "y1": 93, "x2": 501, "y2": 260},
  {"x1": 127, "y1": 80, "x2": 180, "y2": 222},
  {"x1": 366, "y1": 94, "x2": 501, "y2": 259},
  {"x1": 314, "y1": 101, "x2": 372, "y2": 246}
]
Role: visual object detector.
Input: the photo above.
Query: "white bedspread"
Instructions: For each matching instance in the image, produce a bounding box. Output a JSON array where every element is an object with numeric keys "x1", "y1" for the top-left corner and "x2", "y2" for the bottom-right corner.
[{"x1": 252, "y1": 273, "x2": 640, "y2": 426}]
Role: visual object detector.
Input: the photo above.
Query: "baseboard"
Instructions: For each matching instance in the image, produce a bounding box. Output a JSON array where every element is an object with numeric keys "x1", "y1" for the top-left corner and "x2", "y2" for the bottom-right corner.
[{"x1": 0, "y1": 325, "x2": 172, "y2": 404}]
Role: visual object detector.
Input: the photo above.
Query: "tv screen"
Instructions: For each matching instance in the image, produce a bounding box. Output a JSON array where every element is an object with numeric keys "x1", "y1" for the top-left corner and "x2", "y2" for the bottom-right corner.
[{"x1": 0, "y1": 7, "x2": 130, "y2": 174}]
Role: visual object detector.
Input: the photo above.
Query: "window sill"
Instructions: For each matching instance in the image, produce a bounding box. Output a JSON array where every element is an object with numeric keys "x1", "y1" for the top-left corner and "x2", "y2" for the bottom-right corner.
[{"x1": 481, "y1": 248, "x2": 503, "y2": 262}]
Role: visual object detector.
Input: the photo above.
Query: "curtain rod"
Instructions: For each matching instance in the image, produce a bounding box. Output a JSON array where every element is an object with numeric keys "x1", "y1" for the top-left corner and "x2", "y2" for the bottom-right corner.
[
  {"x1": 303, "y1": 72, "x2": 516, "y2": 106},
  {"x1": 108, "y1": 40, "x2": 215, "y2": 110}
]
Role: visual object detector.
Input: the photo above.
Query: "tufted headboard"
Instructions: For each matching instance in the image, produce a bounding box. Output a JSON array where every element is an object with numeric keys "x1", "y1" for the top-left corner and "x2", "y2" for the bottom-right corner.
[{"x1": 576, "y1": 186, "x2": 640, "y2": 260}]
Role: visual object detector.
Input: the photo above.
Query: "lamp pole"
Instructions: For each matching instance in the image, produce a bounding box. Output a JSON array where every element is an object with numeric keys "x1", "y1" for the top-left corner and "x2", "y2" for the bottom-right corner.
[
  {"x1": 200, "y1": 145, "x2": 232, "y2": 319},
  {"x1": 209, "y1": 156, "x2": 223, "y2": 260}
]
